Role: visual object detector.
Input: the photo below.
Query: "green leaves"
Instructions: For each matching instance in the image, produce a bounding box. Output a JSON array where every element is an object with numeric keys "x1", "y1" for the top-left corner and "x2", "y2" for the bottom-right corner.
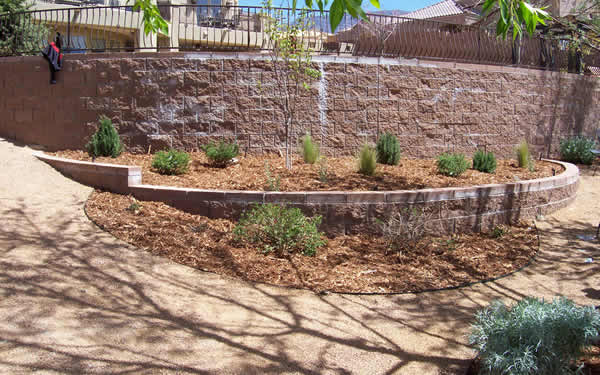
[
  {"x1": 131, "y1": 0, "x2": 169, "y2": 36},
  {"x1": 292, "y1": 0, "x2": 379, "y2": 32},
  {"x1": 483, "y1": 0, "x2": 550, "y2": 39}
]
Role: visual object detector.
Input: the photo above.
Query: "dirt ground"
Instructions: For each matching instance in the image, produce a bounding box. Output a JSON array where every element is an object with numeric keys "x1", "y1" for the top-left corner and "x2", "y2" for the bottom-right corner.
[{"x1": 1, "y1": 137, "x2": 598, "y2": 375}]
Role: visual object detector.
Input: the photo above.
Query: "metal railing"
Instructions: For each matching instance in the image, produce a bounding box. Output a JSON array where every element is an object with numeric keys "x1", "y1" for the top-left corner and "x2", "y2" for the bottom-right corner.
[{"x1": 0, "y1": 4, "x2": 596, "y2": 71}]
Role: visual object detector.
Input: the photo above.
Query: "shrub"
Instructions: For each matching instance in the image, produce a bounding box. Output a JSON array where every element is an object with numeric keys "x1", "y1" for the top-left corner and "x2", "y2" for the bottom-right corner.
[
  {"x1": 357, "y1": 144, "x2": 377, "y2": 176},
  {"x1": 490, "y1": 225, "x2": 507, "y2": 239},
  {"x1": 378, "y1": 207, "x2": 431, "y2": 252},
  {"x1": 516, "y1": 140, "x2": 534, "y2": 171},
  {"x1": 473, "y1": 150, "x2": 497, "y2": 174},
  {"x1": 437, "y1": 153, "x2": 470, "y2": 177},
  {"x1": 470, "y1": 297, "x2": 600, "y2": 375},
  {"x1": 560, "y1": 136, "x2": 597, "y2": 165},
  {"x1": 203, "y1": 140, "x2": 239, "y2": 167},
  {"x1": 264, "y1": 162, "x2": 281, "y2": 191},
  {"x1": 376, "y1": 132, "x2": 402, "y2": 165},
  {"x1": 151, "y1": 149, "x2": 190, "y2": 175},
  {"x1": 233, "y1": 204, "x2": 326, "y2": 256},
  {"x1": 86, "y1": 115, "x2": 122, "y2": 158},
  {"x1": 300, "y1": 133, "x2": 319, "y2": 164},
  {"x1": 318, "y1": 157, "x2": 329, "y2": 183}
]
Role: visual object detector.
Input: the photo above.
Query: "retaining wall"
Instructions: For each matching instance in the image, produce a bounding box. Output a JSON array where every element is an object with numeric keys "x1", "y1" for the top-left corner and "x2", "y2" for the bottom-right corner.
[
  {"x1": 1, "y1": 52, "x2": 599, "y2": 158},
  {"x1": 36, "y1": 152, "x2": 579, "y2": 235}
]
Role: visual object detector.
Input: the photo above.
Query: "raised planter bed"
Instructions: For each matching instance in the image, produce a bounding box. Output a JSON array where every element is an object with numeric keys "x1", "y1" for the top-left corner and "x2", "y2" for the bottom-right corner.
[{"x1": 35, "y1": 152, "x2": 579, "y2": 235}]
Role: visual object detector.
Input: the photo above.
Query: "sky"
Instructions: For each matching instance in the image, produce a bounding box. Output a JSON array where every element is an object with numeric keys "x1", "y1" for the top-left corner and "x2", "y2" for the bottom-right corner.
[{"x1": 237, "y1": 0, "x2": 441, "y2": 12}]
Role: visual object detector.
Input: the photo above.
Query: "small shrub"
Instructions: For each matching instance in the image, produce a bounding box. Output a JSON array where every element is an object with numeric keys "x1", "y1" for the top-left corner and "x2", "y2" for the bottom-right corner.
[
  {"x1": 203, "y1": 140, "x2": 239, "y2": 167},
  {"x1": 376, "y1": 132, "x2": 402, "y2": 165},
  {"x1": 473, "y1": 150, "x2": 497, "y2": 174},
  {"x1": 126, "y1": 202, "x2": 141, "y2": 213},
  {"x1": 469, "y1": 297, "x2": 600, "y2": 375},
  {"x1": 86, "y1": 115, "x2": 122, "y2": 158},
  {"x1": 233, "y1": 204, "x2": 326, "y2": 256},
  {"x1": 491, "y1": 225, "x2": 507, "y2": 239},
  {"x1": 378, "y1": 207, "x2": 431, "y2": 252},
  {"x1": 264, "y1": 162, "x2": 281, "y2": 191},
  {"x1": 151, "y1": 149, "x2": 190, "y2": 175},
  {"x1": 357, "y1": 144, "x2": 377, "y2": 176},
  {"x1": 516, "y1": 140, "x2": 535, "y2": 171},
  {"x1": 300, "y1": 133, "x2": 319, "y2": 164},
  {"x1": 318, "y1": 157, "x2": 329, "y2": 183},
  {"x1": 560, "y1": 136, "x2": 597, "y2": 165},
  {"x1": 437, "y1": 153, "x2": 470, "y2": 177}
]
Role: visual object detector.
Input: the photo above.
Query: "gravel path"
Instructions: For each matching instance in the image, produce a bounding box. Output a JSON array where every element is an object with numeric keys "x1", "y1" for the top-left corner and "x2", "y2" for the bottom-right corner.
[{"x1": 0, "y1": 137, "x2": 598, "y2": 375}]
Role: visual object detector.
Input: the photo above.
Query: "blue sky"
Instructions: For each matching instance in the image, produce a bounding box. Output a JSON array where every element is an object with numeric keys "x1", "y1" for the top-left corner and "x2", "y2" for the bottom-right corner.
[{"x1": 237, "y1": 0, "x2": 441, "y2": 12}]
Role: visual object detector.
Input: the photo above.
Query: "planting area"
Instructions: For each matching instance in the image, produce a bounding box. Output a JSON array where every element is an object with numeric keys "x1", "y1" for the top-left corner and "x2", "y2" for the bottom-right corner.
[
  {"x1": 55, "y1": 150, "x2": 561, "y2": 192},
  {"x1": 86, "y1": 191, "x2": 538, "y2": 293}
]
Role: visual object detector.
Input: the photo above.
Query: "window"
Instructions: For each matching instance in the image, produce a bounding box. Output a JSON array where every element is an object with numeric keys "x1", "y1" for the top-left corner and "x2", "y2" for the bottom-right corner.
[{"x1": 196, "y1": 0, "x2": 221, "y2": 25}]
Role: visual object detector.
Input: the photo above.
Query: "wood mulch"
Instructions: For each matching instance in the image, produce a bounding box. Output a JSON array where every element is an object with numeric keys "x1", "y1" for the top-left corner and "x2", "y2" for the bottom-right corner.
[
  {"x1": 86, "y1": 191, "x2": 538, "y2": 294},
  {"x1": 54, "y1": 150, "x2": 562, "y2": 192}
]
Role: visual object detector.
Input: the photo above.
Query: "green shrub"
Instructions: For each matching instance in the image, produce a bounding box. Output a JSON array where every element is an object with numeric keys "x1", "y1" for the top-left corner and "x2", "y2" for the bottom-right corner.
[
  {"x1": 437, "y1": 153, "x2": 470, "y2": 177},
  {"x1": 490, "y1": 225, "x2": 507, "y2": 239},
  {"x1": 264, "y1": 162, "x2": 281, "y2": 192},
  {"x1": 470, "y1": 297, "x2": 600, "y2": 375},
  {"x1": 560, "y1": 136, "x2": 597, "y2": 165},
  {"x1": 473, "y1": 150, "x2": 497, "y2": 174},
  {"x1": 86, "y1": 115, "x2": 122, "y2": 158},
  {"x1": 151, "y1": 149, "x2": 190, "y2": 175},
  {"x1": 318, "y1": 157, "x2": 329, "y2": 183},
  {"x1": 516, "y1": 140, "x2": 534, "y2": 171},
  {"x1": 233, "y1": 204, "x2": 326, "y2": 256},
  {"x1": 203, "y1": 141, "x2": 239, "y2": 167},
  {"x1": 376, "y1": 132, "x2": 402, "y2": 165},
  {"x1": 357, "y1": 144, "x2": 377, "y2": 176},
  {"x1": 300, "y1": 133, "x2": 319, "y2": 164}
]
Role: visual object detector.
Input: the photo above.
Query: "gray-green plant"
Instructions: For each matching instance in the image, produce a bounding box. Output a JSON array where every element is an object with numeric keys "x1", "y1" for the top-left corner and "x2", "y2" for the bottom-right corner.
[
  {"x1": 203, "y1": 140, "x2": 239, "y2": 168},
  {"x1": 560, "y1": 136, "x2": 597, "y2": 165},
  {"x1": 300, "y1": 133, "x2": 319, "y2": 164},
  {"x1": 470, "y1": 297, "x2": 600, "y2": 375},
  {"x1": 376, "y1": 132, "x2": 402, "y2": 166},
  {"x1": 437, "y1": 153, "x2": 470, "y2": 177},
  {"x1": 516, "y1": 140, "x2": 535, "y2": 171},
  {"x1": 318, "y1": 156, "x2": 329, "y2": 183},
  {"x1": 357, "y1": 144, "x2": 377, "y2": 176},
  {"x1": 151, "y1": 149, "x2": 190, "y2": 175},
  {"x1": 86, "y1": 115, "x2": 122, "y2": 158},
  {"x1": 263, "y1": 0, "x2": 321, "y2": 170},
  {"x1": 264, "y1": 162, "x2": 281, "y2": 191},
  {"x1": 473, "y1": 150, "x2": 497, "y2": 174},
  {"x1": 233, "y1": 203, "x2": 326, "y2": 256}
]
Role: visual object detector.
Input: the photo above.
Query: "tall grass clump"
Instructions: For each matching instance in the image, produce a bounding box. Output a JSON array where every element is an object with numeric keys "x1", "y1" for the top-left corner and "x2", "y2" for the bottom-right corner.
[
  {"x1": 560, "y1": 136, "x2": 597, "y2": 165},
  {"x1": 472, "y1": 150, "x2": 497, "y2": 173},
  {"x1": 86, "y1": 115, "x2": 122, "y2": 158},
  {"x1": 300, "y1": 133, "x2": 319, "y2": 164},
  {"x1": 470, "y1": 297, "x2": 600, "y2": 375},
  {"x1": 376, "y1": 132, "x2": 401, "y2": 165},
  {"x1": 357, "y1": 144, "x2": 377, "y2": 176},
  {"x1": 516, "y1": 140, "x2": 534, "y2": 171},
  {"x1": 151, "y1": 149, "x2": 190, "y2": 175},
  {"x1": 437, "y1": 152, "x2": 470, "y2": 177}
]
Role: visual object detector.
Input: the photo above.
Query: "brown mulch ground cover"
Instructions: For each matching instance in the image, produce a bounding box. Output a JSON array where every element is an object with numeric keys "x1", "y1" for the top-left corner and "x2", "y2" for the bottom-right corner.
[
  {"x1": 55, "y1": 150, "x2": 562, "y2": 192},
  {"x1": 86, "y1": 191, "x2": 538, "y2": 294}
]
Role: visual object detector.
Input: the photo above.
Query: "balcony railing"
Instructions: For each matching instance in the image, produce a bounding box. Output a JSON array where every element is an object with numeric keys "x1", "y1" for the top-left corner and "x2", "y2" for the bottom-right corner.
[{"x1": 0, "y1": 4, "x2": 596, "y2": 71}]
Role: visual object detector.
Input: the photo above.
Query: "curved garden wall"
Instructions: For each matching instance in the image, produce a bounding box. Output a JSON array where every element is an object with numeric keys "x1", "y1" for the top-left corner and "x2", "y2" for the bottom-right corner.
[
  {"x1": 36, "y1": 153, "x2": 579, "y2": 235},
  {"x1": 1, "y1": 52, "x2": 599, "y2": 159}
]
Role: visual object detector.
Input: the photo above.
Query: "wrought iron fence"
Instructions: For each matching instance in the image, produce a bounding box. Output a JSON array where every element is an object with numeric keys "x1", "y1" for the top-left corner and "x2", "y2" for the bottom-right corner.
[{"x1": 0, "y1": 4, "x2": 595, "y2": 71}]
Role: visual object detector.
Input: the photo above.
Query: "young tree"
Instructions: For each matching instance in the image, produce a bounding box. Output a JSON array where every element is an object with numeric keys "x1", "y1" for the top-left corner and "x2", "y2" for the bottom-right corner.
[
  {"x1": 0, "y1": 0, "x2": 47, "y2": 55},
  {"x1": 263, "y1": 0, "x2": 321, "y2": 170}
]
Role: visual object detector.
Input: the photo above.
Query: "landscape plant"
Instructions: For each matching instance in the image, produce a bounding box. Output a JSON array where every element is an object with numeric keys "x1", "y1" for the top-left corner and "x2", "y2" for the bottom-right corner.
[
  {"x1": 86, "y1": 115, "x2": 122, "y2": 158},
  {"x1": 437, "y1": 153, "x2": 470, "y2": 177},
  {"x1": 300, "y1": 133, "x2": 319, "y2": 164},
  {"x1": 233, "y1": 203, "x2": 326, "y2": 256},
  {"x1": 318, "y1": 156, "x2": 329, "y2": 183},
  {"x1": 378, "y1": 207, "x2": 431, "y2": 253},
  {"x1": 264, "y1": 162, "x2": 281, "y2": 191},
  {"x1": 376, "y1": 132, "x2": 401, "y2": 166},
  {"x1": 357, "y1": 143, "x2": 377, "y2": 176},
  {"x1": 516, "y1": 140, "x2": 534, "y2": 171},
  {"x1": 203, "y1": 140, "x2": 239, "y2": 168},
  {"x1": 263, "y1": 0, "x2": 321, "y2": 170},
  {"x1": 472, "y1": 150, "x2": 497, "y2": 174},
  {"x1": 470, "y1": 297, "x2": 600, "y2": 375},
  {"x1": 0, "y1": 0, "x2": 47, "y2": 56},
  {"x1": 151, "y1": 149, "x2": 190, "y2": 175},
  {"x1": 560, "y1": 136, "x2": 597, "y2": 165}
]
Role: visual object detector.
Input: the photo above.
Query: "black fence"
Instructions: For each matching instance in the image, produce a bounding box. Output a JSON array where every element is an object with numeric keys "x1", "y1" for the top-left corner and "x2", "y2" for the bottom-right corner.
[{"x1": 0, "y1": 4, "x2": 596, "y2": 71}]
